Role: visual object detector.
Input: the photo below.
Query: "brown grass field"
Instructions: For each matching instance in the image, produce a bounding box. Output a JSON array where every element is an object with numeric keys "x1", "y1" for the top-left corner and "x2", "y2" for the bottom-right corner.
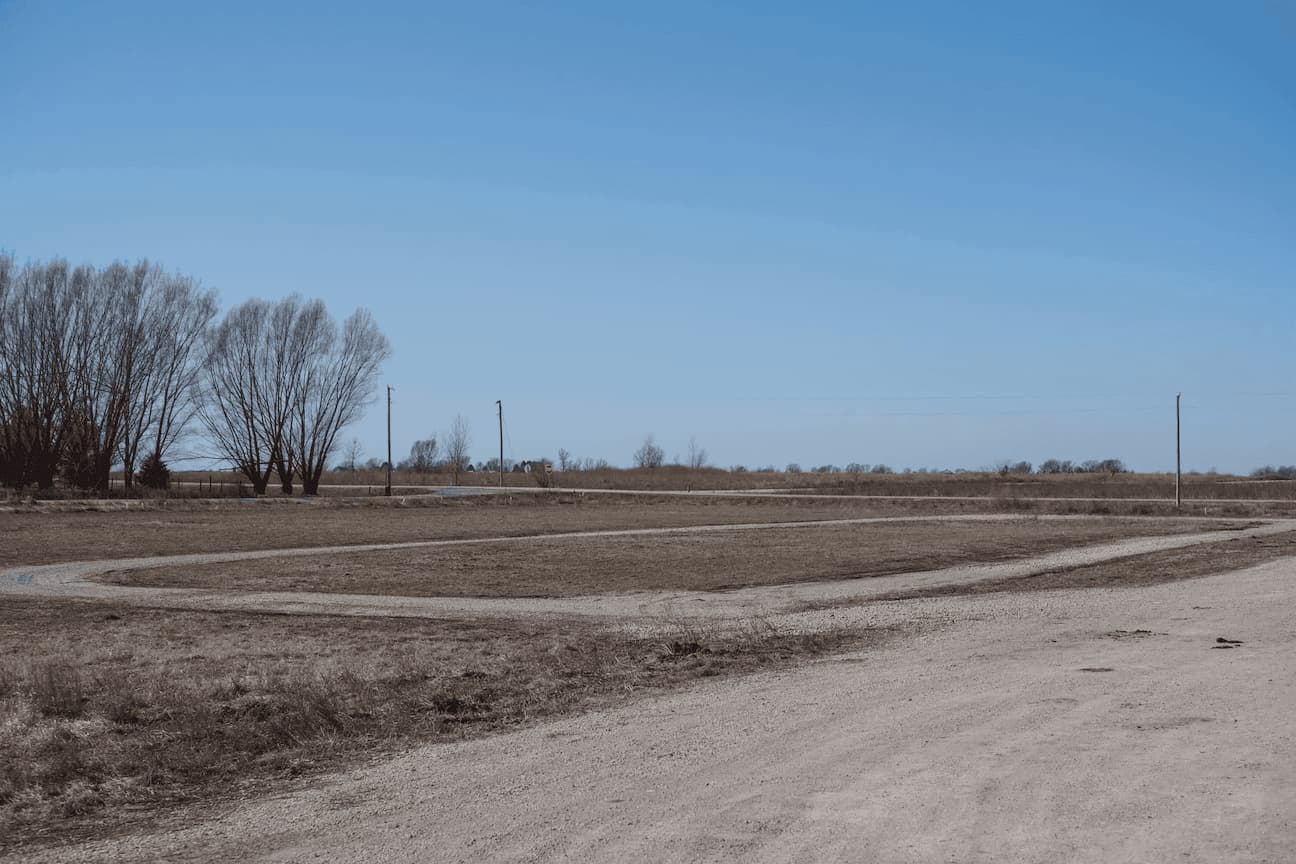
[
  {"x1": 0, "y1": 496, "x2": 896, "y2": 567},
  {"x1": 797, "y1": 530, "x2": 1296, "y2": 607},
  {"x1": 102, "y1": 516, "x2": 1235, "y2": 597},
  {"x1": 308, "y1": 466, "x2": 1296, "y2": 500},
  {"x1": 2, "y1": 488, "x2": 1289, "y2": 569},
  {"x1": 8, "y1": 466, "x2": 1293, "y2": 505},
  {"x1": 883, "y1": 530, "x2": 1296, "y2": 599},
  {"x1": 306, "y1": 466, "x2": 1296, "y2": 501}
]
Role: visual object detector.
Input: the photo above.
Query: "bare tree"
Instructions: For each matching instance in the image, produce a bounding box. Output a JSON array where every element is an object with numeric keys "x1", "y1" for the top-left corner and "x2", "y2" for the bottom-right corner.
[
  {"x1": 687, "y1": 436, "x2": 708, "y2": 470},
  {"x1": 67, "y1": 261, "x2": 133, "y2": 489},
  {"x1": 267, "y1": 297, "x2": 333, "y2": 493},
  {"x1": 0, "y1": 260, "x2": 103, "y2": 488},
  {"x1": 287, "y1": 307, "x2": 390, "y2": 495},
  {"x1": 633, "y1": 434, "x2": 665, "y2": 469},
  {"x1": 0, "y1": 253, "x2": 11, "y2": 484},
  {"x1": 557, "y1": 447, "x2": 573, "y2": 472},
  {"x1": 201, "y1": 298, "x2": 389, "y2": 496},
  {"x1": 199, "y1": 299, "x2": 279, "y2": 494},
  {"x1": 117, "y1": 264, "x2": 218, "y2": 486},
  {"x1": 443, "y1": 415, "x2": 471, "y2": 485},
  {"x1": 0, "y1": 257, "x2": 216, "y2": 490},
  {"x1": 0, "y1": 257, "x2": 386, "y2": 498},
  {"x1": 338, "y1": 437, "x2": 364, "y2": 472},
  {"x1": 406, "y1": 435, "x2": 439, "y2": 474}
]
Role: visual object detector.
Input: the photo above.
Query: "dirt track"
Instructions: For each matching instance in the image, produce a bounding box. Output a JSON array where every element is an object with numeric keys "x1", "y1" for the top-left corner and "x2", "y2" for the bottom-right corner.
[
  {"x1": 2, "y1": 516, "x2": 1291, "y2": 621},
  {"x1": 15, "y1": 551, "x2": 1295, "y2": 863}
]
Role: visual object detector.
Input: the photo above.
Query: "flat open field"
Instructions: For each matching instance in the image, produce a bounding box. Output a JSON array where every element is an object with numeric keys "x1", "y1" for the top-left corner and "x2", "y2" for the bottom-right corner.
[
  {"x1": 0, "y1": 496, "x2": 960, "y2": 567},
  {"x1": 271, "y1": 466, "x2": 1296, "y2": 501},
  {"x1": 102, "y1": 516, "x2": 1238, "y2": 597},
  {"x1": 4, "y1": 493, "x2": 1296, "y2": 862}
]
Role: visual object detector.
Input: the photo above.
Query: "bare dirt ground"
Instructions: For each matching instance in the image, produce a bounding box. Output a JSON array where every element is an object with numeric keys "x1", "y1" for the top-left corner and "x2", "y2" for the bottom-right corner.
[
  {"x1": 12, "y1": 554, "x2": 1296, "y2": 863},
  {"x1": 97, "y1": 516, "x2": 1232, "y2": 597}
]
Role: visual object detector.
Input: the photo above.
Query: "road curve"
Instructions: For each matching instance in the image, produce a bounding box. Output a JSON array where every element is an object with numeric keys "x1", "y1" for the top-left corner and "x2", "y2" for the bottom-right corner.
[{"x1": 2, "y1": 516, "x2": 1292, "y2": 622}]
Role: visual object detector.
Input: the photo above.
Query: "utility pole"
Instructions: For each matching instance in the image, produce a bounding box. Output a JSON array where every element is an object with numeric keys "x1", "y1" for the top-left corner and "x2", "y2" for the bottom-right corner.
[
  {"x1": 385, "y1": 385, "x2": 392, "y2": 497},
  {"x1": 1175, "y1": 392, "x2": 1182, "y2": 510},
  {"x1": 497, "y1": 399, "x2": 504, "y2": 488}
]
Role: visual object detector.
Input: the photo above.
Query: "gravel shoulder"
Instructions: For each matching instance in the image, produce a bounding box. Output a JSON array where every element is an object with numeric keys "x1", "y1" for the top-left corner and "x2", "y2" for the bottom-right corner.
[{"x1": 18, "y1": 554, "x2": 1296, "y2": 864}]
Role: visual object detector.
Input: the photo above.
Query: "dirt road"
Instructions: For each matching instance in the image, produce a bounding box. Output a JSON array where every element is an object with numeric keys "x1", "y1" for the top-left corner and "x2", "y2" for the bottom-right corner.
[
  {"x1": 2, "y1": 516, "x2": 1290, "y2": 621},
  {"x1": 16, "y1": 550, "x2": 1294, "y2": 863}
]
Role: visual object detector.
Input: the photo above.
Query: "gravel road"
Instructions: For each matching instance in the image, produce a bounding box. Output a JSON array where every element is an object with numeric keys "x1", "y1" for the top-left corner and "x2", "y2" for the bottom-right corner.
[{"x1": 15, "y1": 549, "x2": 1295, "y2": 863}]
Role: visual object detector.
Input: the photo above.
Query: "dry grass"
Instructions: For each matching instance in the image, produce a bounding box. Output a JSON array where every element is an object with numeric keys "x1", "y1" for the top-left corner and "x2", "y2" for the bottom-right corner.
[
  {"x1": 101, "y1": 517, "x2": 1240, "y2": 598},
  {"x1": 310, "y1": 467, "x2": 1296, "y2": 501},
  {"x1": 5, "y1": 489, "x2": 1278, "y2": 571},
  {"x1": 0, "y1": 495, "x2": 921, "y2": 567},
  {"x1": 9, "y1": 467, "x2": 1295, "y2": 507},
  {"x1": 868, "y1": 531, "x2": 1296, "y2": 601},
  {"x1": 787, "y1": 471, "x2": 1296, "y2": 501},
  {"x1": 0, "y1": 598, "x2": 881, "y2": 851},
  {"x1": 791, "y1": 531, "x2": 1296, "y2": 610}
]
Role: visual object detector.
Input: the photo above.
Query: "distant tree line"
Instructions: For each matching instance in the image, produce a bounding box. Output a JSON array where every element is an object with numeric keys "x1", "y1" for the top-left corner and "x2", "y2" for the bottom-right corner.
[
  {"x1": 1037, "y1": 458, "x2": 1127, "y2": 475},
  {"x1": 1250, "y1": 465, "x2": 1296, "y2": 479},
  {"x1": 555, "y1": 450, "x2": 610, "y2": 472},
  {"x1": 0, "y1": 255, "x2": 389, "y2": 494}
]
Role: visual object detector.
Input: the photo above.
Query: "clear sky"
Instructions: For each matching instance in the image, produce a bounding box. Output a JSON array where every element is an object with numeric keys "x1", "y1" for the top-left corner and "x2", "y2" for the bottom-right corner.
[{"x1": 2, "y1": 1, "x2": 1293, "y2": 473}]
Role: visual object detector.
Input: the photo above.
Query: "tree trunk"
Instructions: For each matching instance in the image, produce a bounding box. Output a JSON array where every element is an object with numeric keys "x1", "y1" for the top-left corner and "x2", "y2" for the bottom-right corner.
[
  {"x1": 33, "y1": 459, "x2": 56, "y2": 490},
  {"x1": 301, "y1": 468, "x2": 321, "y2": 496},
  {"x1": 94, "y1": 454, "x2": 114, "y2": 493},
  {"x1": 239, "y1": 462, "x2": 271, "y2": 496},
  {"x1": 273, "y1": 460, "x2": 293, "y2": 494}
]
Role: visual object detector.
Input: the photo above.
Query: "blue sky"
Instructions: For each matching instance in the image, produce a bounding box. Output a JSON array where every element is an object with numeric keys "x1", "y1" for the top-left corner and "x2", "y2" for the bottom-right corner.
[{"x1": 2, "y1": 1, "x2": 1293, "y2": 472}]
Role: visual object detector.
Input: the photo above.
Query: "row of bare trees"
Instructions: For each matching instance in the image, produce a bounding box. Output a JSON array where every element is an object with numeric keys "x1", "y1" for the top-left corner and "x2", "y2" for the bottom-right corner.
[
  {"x1": 0, "y1": 255, "x2": 216, "y2": 489},
  {"x1": 200, "y1": 297, "x2": 390, "y2": 495},
  {"x1": 0, "y1": 255, "x2": 390, "y2": 495}
]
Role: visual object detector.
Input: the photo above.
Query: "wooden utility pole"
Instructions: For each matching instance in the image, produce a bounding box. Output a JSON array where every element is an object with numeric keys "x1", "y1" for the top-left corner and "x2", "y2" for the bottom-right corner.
[
  {"x1": 385, "y1": 385, "x2": 392, "y2": 497},
  {"x1": 1175, "y1": 392, "x2": 1182, "y2": 510},
  {"x1": 497, "y1": 400, "x2": 504, "y2": 488}
]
